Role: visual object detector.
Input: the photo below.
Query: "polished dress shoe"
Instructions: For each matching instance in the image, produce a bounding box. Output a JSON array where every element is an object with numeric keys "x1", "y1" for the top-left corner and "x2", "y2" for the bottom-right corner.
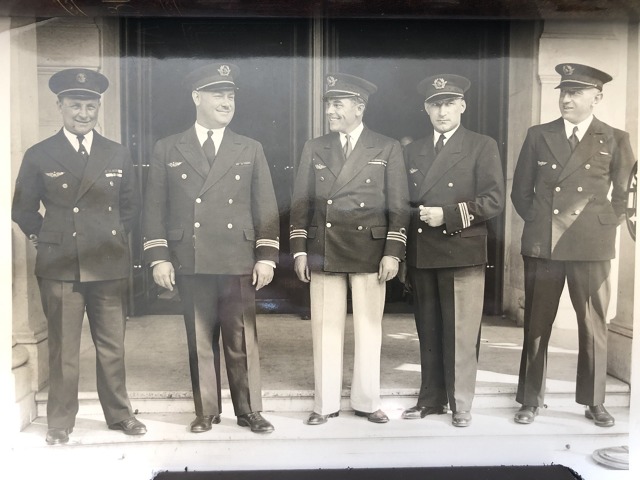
[
  {"x1": 354, "y1": 409, "x2": 389, "y2": 424},
  {"x1": 190, "y1": 415, "x2": 221, "y2": 433},
  {"x1": 306, "y1": 411, "x2": 339, "y2": 425},
  {"x1": 585, "y1": 405, "x2": 615, "y2": 427},
  {"x1": 46, "y1": 427, "x2": 72, "y2": 445},
  {"x1": 237, "y1": 412, "x2": 274, "y2": 433},
  {"x1": 108, "y1": 416, "x2": 147, "y2": 435},
  {"x1": 452, "y1": 411, "x2": 472, "y2": 427},
  {"x1": 514, "y1": 405, "x2": 539, "y2": 424},
  {"x1": 401, "y1": 405, "x2": 447, "y2": 419}
]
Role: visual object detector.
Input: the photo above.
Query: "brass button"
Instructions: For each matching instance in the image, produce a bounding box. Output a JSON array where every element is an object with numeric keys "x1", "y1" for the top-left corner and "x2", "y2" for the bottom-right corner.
[
  {"x1": 577, "y1": 187, "x2": 583, "y2": 192},
  {"x1": 327, "y1": 199, "x2": 333, "y2": 205},
  {"x1": 326, "y1": 222, "x2": 332, "y2": 228},
  {"x1": 574, "y1": 209, "x2": 581, "y2": 214},
  {"x1": 62, "y1": 183, "x2": 68, "y2": 189},
  {"x1": 228, "y1": 199, "x2": 233, "y2": 204},
  {"x1": 111, "y1": 230, "x2": 117, "y2": 236},
  {"x1": 360, "y1": 202, "x2": 365, "y2": 207},
  {"x1": 357, "y1": 226, "x2": 363, "y2": 231},
  {"x1": 585, "y1": 164, "x2": 591, "y2": 170},
  {"x1": 194, "y1": 222, "x2": 200, "y2": 228},
  {"x1": 448, "y1": 182, "x2": 453, "y2": 188},
  {"x1": 72, "y1": 232, "x2": 76, "y2": 237},
  {"x1": 108, "y1": 206, "x2": 112, "y2": 212},
  {"x1": 553, "y1": 209, "x2": 559, "y2": 214},
  {"x1": 320, "y1": 176, "x2": 325, "y2": 181},
  {"x1": 196, "y1": 198, "x2": 202, "y2": 203},
  {"x1": 227, "y1": 223, "x2": 233, "y2": 229},
  {"x1": 235, "y1": 175, "x2": 240, "y2": 180},
  {"x1": 417, "y1": 228, "x2": 423, "y2": 233},
  {"x1": 555, "y1": 187, "x2": 561, "y2": 192},
  {"x1": 73, "y1": 207, "x2": 79, "y2": 213},
  {"x1": 365, "y1": 179, "x2": 371, "y2": 184},
  {"x1": 551, "y1": 164, "x2": 557, "y2": 170},
  {"x1": 443, "y1": 230, "x2": 447, "y2": 234},
  {"x1": 109, "y1": 181, "x2": 114, "y2": 187},
  {"x1": 181, "y1": 173, "x2": 187, "y2": 179}
]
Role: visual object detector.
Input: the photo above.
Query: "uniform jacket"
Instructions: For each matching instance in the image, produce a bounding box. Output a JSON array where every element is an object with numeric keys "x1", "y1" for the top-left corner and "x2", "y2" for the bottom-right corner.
[
  {"x1": 12, "y1": 129, "x2": 140, "y2": 282},
  {"x1": 511, "y1": 117, "x2": 635, "y2": 261},
  {"x1": 404, "y1": 126, "x2": 505, "y2": 269},
  {"x1": 289, "y1": 126, "x2": 409, "y2": 273},
  {"x1": 142, "y1": 126, "x2": 279, "y2": 275}
]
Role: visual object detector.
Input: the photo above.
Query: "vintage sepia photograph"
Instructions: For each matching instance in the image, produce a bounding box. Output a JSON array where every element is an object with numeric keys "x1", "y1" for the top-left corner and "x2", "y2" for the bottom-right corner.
[{"x1": 2, "y1": 1, "x2": 639, "y2": 479}]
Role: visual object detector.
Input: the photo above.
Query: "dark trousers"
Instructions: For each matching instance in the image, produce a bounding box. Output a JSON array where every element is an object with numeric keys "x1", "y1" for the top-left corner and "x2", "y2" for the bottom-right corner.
[
  {"x1": 409, "y1": 265, "x2": 485, "y2": 413},
  {"x1": 38, "y1": 277, "x2": 133, "y2": 429},
  {"x1": 517, "y1": 257, "x2": 610, "y2": 407},
  {"x1": 176, "y1": 274, "x2": 263, "y2": 417}
]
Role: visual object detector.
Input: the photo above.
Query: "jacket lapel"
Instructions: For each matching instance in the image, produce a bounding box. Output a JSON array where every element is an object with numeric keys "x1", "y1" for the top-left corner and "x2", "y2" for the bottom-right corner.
[
  {"x1": 316, "y1": 133, "x2": 343, "y2": 178},
  {"x1": 199, "y1": 129, "x2": 244, "y2": 195},
  {"x1": 418, "y1": 126, "x2": 466, "y2": 199},
  {"x1": 558, "y1": 117, "x2": 608, "y2": 182},
  {"x1": 75, "y1": 132, "x2": 115, "y2": 201},
  {"x1": 541, "y1": 118, "x2": 572, "y2": 167},
  {"x1": 330, "y1": 127, "x2": 382, "y2": 196},
  {"x1": 46, "y1": 129, "x2": 87, "y2": 180},
  {"x1": 176, "y1": 127, "x2": 210, "y2": 179}
]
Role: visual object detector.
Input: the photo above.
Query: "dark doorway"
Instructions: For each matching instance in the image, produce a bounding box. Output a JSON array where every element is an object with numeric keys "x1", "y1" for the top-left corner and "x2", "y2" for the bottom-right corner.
[
  {"x1": 121, "y1": 17, "x2": 509, "y2": 316},
  {"x1": 121, "y1": 17, "x2": 313, "y2": 315},
  {"x1": 328, "y1": 19, "x2": 509, "y2": 314}
]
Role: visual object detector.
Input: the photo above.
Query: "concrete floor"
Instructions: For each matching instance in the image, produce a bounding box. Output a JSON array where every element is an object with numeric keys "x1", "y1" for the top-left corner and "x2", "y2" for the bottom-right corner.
[{"x1": 13, "y1": 314, "x2": 634, "y2": 480}]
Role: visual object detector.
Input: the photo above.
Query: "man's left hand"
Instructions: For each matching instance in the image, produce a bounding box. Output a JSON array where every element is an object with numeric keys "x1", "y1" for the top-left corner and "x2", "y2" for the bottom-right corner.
[
  {"x1": 378, "y1": 255, "x2": 399, "y2": 283},
  {"x1": 252, "y1": 262, "x2": 274, "y2": 291}
]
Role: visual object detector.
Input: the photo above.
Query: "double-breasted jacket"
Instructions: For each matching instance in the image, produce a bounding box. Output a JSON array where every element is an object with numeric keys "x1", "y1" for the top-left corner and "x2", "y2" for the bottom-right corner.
[
  {"x1": 404, "y1": 126, "x2": 505, "y2": 269},
  {"x1": 289, "y1": 126, "x2": 409, "y2": 273},
  {"x1": 142, "y1": 127, "x2": 279, "y2": 275},
  {"x1": 12, "y1": 129, "x2": 140, "y2": 282},
  {"x1": 511, "y1": 117, "x2": 635, "y2": 261}
]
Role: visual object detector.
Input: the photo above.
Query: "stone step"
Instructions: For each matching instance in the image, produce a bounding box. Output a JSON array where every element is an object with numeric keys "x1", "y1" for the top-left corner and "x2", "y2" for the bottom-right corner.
[{"x1": 35, "y1": 382, "x2": 630, "y2": 417}]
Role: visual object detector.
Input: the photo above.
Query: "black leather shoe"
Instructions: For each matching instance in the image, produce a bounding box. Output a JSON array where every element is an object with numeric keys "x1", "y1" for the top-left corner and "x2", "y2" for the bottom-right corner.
[
  {"x1": 514, "y1": 405, "x2": 539, "y2": 424},
  {"x1": 452, "y1": 411, "x2": 472, "y2": 427},
  {"x1": 46, "y1": 427, "x2": 72, "y2": 445},
  {"x1": 237, "y1": 412, "x2": 274, "y2": 433},
  {"x1": 190, "y1": 415, "x2": 221, "y2": 433},
  {"x1": 354, "y1": 409, "x2": 389, "y2": 424},
  {"x1": 585, "y1": 405, "x2": 615, "y2": 427},
  {"x1": 306, "y1": 411, "x2": 339, "y2": 425},
  {"x1": 108, "y1": 417, "x2": 147, "y2": 435},
  {"x1": 401, "y1": 405, "x2": 447, "y2": 419}
]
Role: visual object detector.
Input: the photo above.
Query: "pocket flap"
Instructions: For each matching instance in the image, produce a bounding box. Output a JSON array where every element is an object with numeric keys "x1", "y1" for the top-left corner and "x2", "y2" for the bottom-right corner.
[
  {"x1": 371, "y1": 226, "x2": 387, "y2": 239},
  {"x1": 598, "y1": 213, "x2": 620, "y2": 225},
  {"x1": 244, "y1": 229, "x2": 256, "y2": 241},
  {"x1": 38, "y1": 231, "x2": 63, "y2": 244},
  {"x1": 167, "y1": 229, "x2": 184, "y2": 241},
  {"x1": 307, "y1": 226, "x2": 318, "y2": 239},
  {"x1": 460, "y1": 224, "x2": 487, "y2": 238}
]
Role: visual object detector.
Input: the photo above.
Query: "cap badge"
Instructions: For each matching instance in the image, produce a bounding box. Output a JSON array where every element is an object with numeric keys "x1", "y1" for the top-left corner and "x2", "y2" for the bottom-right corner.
[
  {"x1": 433, "y1": 78, "x2": 447, "y2": 90},
  {"x1": 76, "y1": 73, "x2": 87, "y2": 83},
  {"x1": 217, "y1": 65, "x2": 231, "y2": 77},
  {"x1": 326, "y1": 76, "x2": 337, "y2": 87},
  {"x1": 563, "y1": 65, "x2": 574, "y2": 75}
]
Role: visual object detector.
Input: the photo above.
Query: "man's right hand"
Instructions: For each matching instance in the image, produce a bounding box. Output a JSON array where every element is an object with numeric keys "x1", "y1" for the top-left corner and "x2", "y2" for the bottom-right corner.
[
  {"x1": 294, "y1": 255, "x2": 311, "y2": 283},
  {"x1": 153, "y1": 261, "x2": 175, "y2": 291}
]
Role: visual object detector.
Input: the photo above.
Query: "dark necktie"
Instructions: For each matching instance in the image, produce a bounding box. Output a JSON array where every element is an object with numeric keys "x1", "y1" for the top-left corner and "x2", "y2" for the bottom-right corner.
[
  {"x1": 435, "y1": 133, "x2": 445, "y2": 156},
  {"x1": 77, "y1": 135, "x2": 88, "y2": 158},
  {"x1": 343, "y1": 134, "x2": 352, "y2": 159},
  {"x1": 568, "y1": 126, "x2": 579, "y2": 152},
  {"x1": 203, "y1": 130, "x2": 216, "y2": 165}
]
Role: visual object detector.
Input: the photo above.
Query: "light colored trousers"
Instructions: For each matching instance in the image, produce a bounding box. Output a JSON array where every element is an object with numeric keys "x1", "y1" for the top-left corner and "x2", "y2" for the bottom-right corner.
[{"x1": 310, "y1": 271, "x2": 386, "y2": 415}]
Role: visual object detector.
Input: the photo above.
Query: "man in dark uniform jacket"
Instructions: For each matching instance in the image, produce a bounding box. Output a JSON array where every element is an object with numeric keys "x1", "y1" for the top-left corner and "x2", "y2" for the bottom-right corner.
[
  {"x1": 143, "y1": 63, "x2": 279, "y2": 434},
  {"x1": 12, "y1": 68, "x2": 145, "y2": 444},
  {"x1": 290, "y1": 73, "x2": 409, "y2": 425},
  {"x1": 401, "y1": 74, "x2": 504, "y2": 427},
  {"x1": 511, "y1": 63, "x2": 635, "y2": 427}
]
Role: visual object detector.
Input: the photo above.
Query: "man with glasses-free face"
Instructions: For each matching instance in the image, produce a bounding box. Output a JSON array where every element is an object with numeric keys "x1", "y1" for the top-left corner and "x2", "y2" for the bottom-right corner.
[
  {"x1": 402, "y1": 74, "x2": 504, "y2": 427},
  {"x1": 290, "y1": 73, "x2": 409, "y2": 426}
]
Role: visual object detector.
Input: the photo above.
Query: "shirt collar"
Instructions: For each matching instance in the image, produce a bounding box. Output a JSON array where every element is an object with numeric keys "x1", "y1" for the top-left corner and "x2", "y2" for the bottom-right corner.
[
  {"x1": 433, "y1": 124, "x2": 460, "y2": 146},
  {"x1": 340, "y1": 122, "x2": 364, "y2": 147},
  {"x1": 195, "y1": 122, "x2": 226, "y2": 146},
  {"x1": 63, "y1": 128, "x2": 94, "y2": 154},
  {"x1": 564, "y1": 115, "x2": 593, "y2": 141}
]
